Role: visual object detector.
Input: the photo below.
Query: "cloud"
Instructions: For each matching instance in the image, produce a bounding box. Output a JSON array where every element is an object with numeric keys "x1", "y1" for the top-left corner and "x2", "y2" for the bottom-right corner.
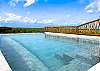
[
  {"x1": 3, "y1": 13, "x2": 36, "y2": 23},
  {"x1": 86, "y1": 9, "x2": 94, "y2": 13},
  {"x1": 0, "y1": 13, "x2": 53, "y2": 24},
  {"x1": 24, "y1": 0, "x2": 35, "y2": 7},
  {"x1": 9, "y1": 0, "x2": 19, "y2": 7},
  {"x1": 5, "y1": 13, "x2": 22, "y2": 19},
  {"x1": 0, "y1": 13, "x2": 22, "y2": 23},
  {"x1": 0, "y1": 16, "x2": 5, "y2": 22},
  {"x1": 22, "y1": 16, "x2": 37, "y2": 23},
  {"x1": 85, "y1": 0, "x2": 100, "y2": 13},
  {"x1": 37, "y1": 19, "x2": 54, "y2": 24},
  {"x1": 4, "y1": 13, "x2": 22, "y2": 23},
  {"x1": 0, "y1": 16, "x2": 2, "y2": 21},
  {"x1": 9, "y1": 0, "x2": 36, "y2": 7}
]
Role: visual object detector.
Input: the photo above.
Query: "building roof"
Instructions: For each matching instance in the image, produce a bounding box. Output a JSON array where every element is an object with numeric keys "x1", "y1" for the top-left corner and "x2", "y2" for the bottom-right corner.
[{"x1": 79, "y1": 18, "x2": 100, "y2": 26}]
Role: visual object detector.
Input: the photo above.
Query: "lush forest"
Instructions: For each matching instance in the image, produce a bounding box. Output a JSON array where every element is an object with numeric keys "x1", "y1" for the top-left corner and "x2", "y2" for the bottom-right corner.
[{"x1": 0, "y1": 27, "x2": 45, "y2": 33}]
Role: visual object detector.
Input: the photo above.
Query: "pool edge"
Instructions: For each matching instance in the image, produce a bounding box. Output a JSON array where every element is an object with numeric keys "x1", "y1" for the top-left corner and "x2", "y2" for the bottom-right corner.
[
  {"x1": 88, "y1": 62, "x2": 100, "y2": 71},
  {"x1": 0, "y1": 50, "x2": 12, "y2": 71},
  {"x1": 44, "y1": 32, "x2": 100, "y2": 40}
]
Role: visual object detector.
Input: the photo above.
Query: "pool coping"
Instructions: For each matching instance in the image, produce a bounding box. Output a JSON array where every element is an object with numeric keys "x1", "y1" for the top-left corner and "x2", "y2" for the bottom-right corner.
[
  {"x1": 88, "y1": 62, "x2": 100, "y2": 71},
  {"x1": 0, "y1": 50, "x2": 12, "y2": 71}
]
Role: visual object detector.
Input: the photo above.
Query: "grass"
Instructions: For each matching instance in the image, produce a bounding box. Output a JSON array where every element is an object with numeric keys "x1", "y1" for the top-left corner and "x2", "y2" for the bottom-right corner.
[{"x1": 0, "y1": 27, "x2": 45, "y2": 33}]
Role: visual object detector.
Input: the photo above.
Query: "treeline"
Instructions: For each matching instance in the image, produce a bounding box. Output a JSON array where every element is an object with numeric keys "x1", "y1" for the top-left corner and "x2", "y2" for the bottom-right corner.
[{"x1": 0, "y1": 27, "x2": 45, "y2": 33}]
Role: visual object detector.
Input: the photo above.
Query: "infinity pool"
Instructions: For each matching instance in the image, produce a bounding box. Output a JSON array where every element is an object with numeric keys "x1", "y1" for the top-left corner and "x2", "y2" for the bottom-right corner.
[{"x1": 0, "y1": 33, "x2": 100, "y2": 71}]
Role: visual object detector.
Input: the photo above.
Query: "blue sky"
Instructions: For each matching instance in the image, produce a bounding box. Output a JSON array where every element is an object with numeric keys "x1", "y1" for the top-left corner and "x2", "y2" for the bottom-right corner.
[{"x1": 0, "y1": 0, "x2": 100, "y2": 27}]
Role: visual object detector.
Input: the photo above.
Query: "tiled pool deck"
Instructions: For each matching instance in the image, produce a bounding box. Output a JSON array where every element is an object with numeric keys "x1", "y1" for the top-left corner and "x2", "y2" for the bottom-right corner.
[{"x1": 0, "y1": 50, "x2": 12, "y2": 71}]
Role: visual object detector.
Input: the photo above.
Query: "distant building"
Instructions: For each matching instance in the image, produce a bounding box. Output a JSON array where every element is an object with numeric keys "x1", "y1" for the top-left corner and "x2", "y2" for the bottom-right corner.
[
  {"x1": 45, "y1": 18, "x2": 100, "y2": 35},
  {"x1": 78, "y1": 18, "x2": 100, "y2": 35},
  {"x1": 79, "y1": 18, "x2": 100, "y2": 30}
]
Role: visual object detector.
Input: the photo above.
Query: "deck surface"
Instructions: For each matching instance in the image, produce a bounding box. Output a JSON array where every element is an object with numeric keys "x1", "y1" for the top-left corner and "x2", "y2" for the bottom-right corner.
[
  {"x1": 88, "y1": 62, "x2": 100, "y2": 71},
  {"x1": 0, "y1": 50, "x2": 12, "y2": 71}
]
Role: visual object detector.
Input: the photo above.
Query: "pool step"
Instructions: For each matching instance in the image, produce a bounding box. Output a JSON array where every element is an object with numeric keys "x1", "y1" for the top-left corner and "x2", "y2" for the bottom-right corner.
[
  {"x1": 0, "y1": 50, "x2": 12, "y2": 71},
  {"x1": 55, "y1": 53, "x2": 74, "y2": 65},
  {"x1": 75, "y1": 55, "x2": 99, "y2": 65},
  {"x1": 59, "y1": 51, "x2": 99, "y2": 66},
  {"x1": 0, "y1": 37, "x2": 49, "y2": 71},
  {"x1": 55, "y1": 59, "x2": 92, "y2": 71}
]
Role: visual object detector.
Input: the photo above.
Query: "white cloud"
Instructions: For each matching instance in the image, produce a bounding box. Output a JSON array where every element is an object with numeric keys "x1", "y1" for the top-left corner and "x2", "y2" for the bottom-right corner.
[
  {"x1": 30, "y1": 19, "x2": 37, "y2": 23},
  {"x1": 22, "y1": 16, "x2": 37, "y2": 23},
  {"x1": 0, "y1": 13, "x2": 54, "y2": 24},
  {"x1": 0, "y1": 13, "x2": 22, "y2": 23},
  {"x1": 79, "y1": 19, "x2": 90, "y2": 24},
  {"x1": 5, "y1": 13, "x2": 22, "y2": 19},
  {"x1": 4, "y1": 13, "x2": 22, "y2": 23},
  {"x1": 0, "y1": 16, "x2": 3, "y2": 21},
  {"x1": 85, "y1": 0, "x2": 100, "y2": 13},
  {"x1": 97, "y1": 1, "x2": 100, "y2": 11},
  {"x1": 9, "y1": 0, "x2": 19, "y2": 7},
  {"x1": 37, "y1": 19, "x2": 53, "y2": 24},
  {"x1": 3, "y1": 13, "x2": 36, "y2": 23},
  {"x1": 24, "y1": 0, "x2": 35, "y2": 7},
  {"x1": 9, "y1": 0, "x2": 36, "y2": 7},
  {"x1": 86, "y1": 9, "x2": 94, "y2": 13}
]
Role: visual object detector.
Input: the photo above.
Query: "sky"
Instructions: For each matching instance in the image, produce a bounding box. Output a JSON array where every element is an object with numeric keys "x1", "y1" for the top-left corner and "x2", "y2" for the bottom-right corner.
[{"x1": 0, "y1": 0, "x2": 100, "y2": 27}]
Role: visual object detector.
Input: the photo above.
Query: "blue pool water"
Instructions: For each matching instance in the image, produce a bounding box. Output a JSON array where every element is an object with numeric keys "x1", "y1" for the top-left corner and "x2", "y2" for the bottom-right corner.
[{"x1": 0, "y1": 33, "x2": 100, "y2": 71}]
